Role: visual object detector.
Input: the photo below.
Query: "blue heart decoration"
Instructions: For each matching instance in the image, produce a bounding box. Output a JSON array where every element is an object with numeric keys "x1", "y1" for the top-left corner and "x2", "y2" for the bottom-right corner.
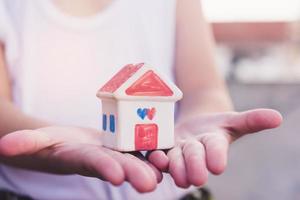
[{"x1": 137, "y1": 108, "x2": 148, "y2": 120}]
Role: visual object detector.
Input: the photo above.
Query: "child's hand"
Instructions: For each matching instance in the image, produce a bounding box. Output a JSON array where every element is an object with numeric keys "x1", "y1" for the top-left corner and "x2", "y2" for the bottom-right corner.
[
  {"x1": 0, "y1": 126, "x2": 161, "y2": 193},
  {"x1": 148, "y1": 109, "x2": 282, "y2": 188}
]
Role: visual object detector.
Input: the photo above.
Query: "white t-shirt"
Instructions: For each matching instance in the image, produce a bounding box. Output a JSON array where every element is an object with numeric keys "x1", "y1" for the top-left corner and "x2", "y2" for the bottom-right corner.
[{"x1": 0, "y1": 0, "x2": 192, "y2": 199}]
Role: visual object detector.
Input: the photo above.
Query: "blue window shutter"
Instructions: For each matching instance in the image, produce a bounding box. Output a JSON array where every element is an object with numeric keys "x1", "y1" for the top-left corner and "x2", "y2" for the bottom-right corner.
[
  {"x1": 109, "y1": 115, "x2": 115, "y2": 133},
  {"x1": 102, "y1": 114, "x2": 107, "y2": 131}
]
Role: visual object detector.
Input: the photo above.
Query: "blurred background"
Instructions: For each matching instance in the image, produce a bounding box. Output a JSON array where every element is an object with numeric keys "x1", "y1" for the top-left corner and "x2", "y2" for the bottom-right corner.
[{"x1": 201, "y1": 0, "x2": 300, "y2": 199}]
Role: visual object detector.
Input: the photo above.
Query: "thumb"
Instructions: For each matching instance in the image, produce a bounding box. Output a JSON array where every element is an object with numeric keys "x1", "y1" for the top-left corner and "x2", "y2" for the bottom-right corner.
[
  {"x1": 0, "y1": 130, "x2": 56, "y2": 156},
  {"x1": 225, "y1": 109, "x2": 282, "y2": 138}
]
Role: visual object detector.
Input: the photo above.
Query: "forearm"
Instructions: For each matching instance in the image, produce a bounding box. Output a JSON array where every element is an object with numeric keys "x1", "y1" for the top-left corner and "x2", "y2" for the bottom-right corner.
[
  {"x1": 0, "y1": 98, "x2": 49, "y2": 137},
  {"x1": 175, "y1": 0, "x2": 233, "y2": 122},
  {"x1": 0, "y1": 43, "x2": 48, "y2": 136}
]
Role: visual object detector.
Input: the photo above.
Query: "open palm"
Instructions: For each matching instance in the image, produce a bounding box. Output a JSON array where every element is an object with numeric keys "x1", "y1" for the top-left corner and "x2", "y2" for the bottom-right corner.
[
  {"x1": 0, "y1": 126, "x2": 162, "y2": 193},
  {"x1": 148, "y1": 109, "x2": 282, "y2": 188}
]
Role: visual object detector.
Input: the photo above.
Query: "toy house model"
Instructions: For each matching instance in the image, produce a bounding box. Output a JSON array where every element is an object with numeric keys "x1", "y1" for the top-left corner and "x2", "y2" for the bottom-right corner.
[{"x1": 97, "y1": 63, "x2": 183, "y2": 151}]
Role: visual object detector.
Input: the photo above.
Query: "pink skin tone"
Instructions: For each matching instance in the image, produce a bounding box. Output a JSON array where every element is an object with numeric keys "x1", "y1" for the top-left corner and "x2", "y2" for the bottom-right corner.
[
  {"x1": 0, "y1": 126, "x2": 162, "y2": 193},
  {"x1": 0, "y1": 109, "x2": 282, "y2": 192},
  {"x1": 148, "y1": 109, "x2": 282, "y2": 188}
]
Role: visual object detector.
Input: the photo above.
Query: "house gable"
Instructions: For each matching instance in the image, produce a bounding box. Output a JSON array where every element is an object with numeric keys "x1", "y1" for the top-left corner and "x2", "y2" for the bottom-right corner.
[
  {"x1": 125, "y1": 70, "x2": 173, "y2": 96},
  {"x1": 97, "y1": 63, "x2": 183, "y2": 101}
]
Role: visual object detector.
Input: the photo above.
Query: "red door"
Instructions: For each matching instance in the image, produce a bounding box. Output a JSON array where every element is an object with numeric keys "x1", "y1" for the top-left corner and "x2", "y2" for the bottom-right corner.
[{"x1": 135, "y1": 124, "x2": 158, "y2": 150}]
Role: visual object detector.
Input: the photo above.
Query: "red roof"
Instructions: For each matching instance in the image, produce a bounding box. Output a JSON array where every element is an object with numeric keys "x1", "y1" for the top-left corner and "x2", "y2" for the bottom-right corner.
[
  {"x1": 100, "y1": 63, "x2": 144, "y2": 93},
  {"x1": 98, "y1": 63, "x2": 178, "y2": 99},
  {"x1": 125, "y1": 70, "x2": 173, "y2": 96}
]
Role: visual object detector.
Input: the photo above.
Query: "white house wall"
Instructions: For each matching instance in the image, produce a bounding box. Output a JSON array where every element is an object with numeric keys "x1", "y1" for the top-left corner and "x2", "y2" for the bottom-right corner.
[
  {"x1": 117, "y1": 100, "x2": 175, "y2": 151},
  {"x1": 101, "y1": 99, "x2": 118, "y2": 149}
]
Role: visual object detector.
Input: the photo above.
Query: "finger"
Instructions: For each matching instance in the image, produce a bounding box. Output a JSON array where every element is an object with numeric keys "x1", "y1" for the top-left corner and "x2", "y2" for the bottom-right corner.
[
  {"x1": 0, "y1": 130, "x2": 55, "y2": 156},
  {"x1": 168, "y1": 146, "x2": 189, "y2": 188},
  {"x1": 0, "y1": 127, "x2": 102, "y2": 156},
  {"x1": 146, "y1": 150, "x2": 169, "y2": 172},
  {"x1": 122, "y1": 153, "x2": 158, "y2": 192},
  {"x1": 147, "y1": 162, "x2": 163, "y2": 183},
  {"x1": 66, "y1": 146, "x2": 125, "y2": 185},
  {"x1": 104, "y1": 149, "x2": 157, "y2": 193},
  {"x1": 34, "y1": 144, "x2": 126, "y2": 185},
  {"x1": 200, "y1": 133, "x2": 229, "y2": 175},
  {"x1": 225, "y1": 109, "x2": 282, "y2": 138},
  {"x1": 130, "y1": 151, "x2": 163, "y2": 183},
  {"x1": 182, "y1": 140, "x2": 208, "y2": 186}
]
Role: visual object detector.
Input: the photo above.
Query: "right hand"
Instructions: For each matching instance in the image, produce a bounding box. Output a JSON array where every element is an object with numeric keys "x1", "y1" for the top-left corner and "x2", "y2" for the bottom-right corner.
[{"x1": 0, "y1": 126, "x2": 162, "y2": 193}]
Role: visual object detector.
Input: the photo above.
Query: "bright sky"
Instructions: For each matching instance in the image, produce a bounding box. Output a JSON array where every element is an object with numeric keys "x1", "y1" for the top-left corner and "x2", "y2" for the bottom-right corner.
[{"x1": 202, "y1": 0, "x2": 300, "y2": 22}]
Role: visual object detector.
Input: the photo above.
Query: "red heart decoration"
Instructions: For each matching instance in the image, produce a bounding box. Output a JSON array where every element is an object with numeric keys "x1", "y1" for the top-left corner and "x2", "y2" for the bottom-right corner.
[{"x1": 147, "y1": 107, "x2": 156, "y2": 120}]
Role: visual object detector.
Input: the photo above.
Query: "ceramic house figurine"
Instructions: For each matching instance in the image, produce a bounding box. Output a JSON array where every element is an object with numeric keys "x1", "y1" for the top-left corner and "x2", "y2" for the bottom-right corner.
[{"x1": 97, "y1": 63, "x2": 183, "y2": 151}]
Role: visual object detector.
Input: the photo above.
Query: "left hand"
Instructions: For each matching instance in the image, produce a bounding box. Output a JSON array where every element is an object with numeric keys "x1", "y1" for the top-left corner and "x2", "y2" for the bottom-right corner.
[
  {"x1": 0, "y1": 126, "x2": 162, "y2": 192},
  {"x1": 147, "y1": 109, "x2": 282, "y2": 188}
]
